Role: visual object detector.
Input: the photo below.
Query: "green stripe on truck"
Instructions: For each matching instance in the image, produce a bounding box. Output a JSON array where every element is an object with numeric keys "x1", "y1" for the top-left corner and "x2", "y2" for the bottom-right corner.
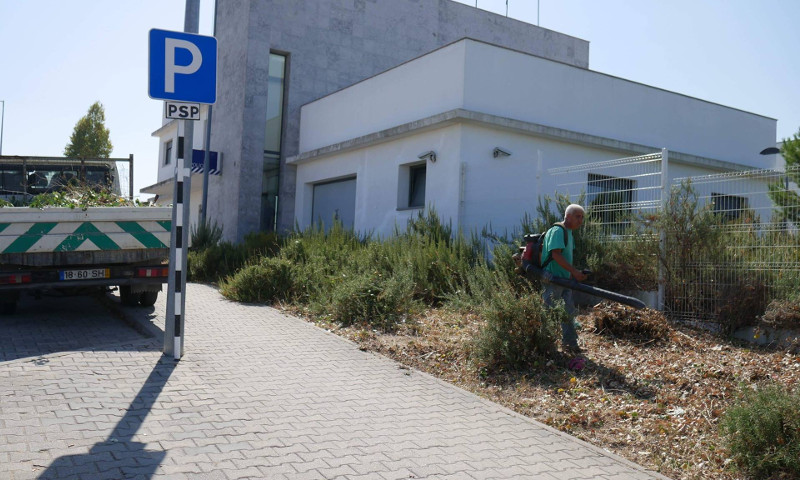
[
  {"x1": 116, "y1": 221, "x2": 168, "y2": 249},
  {"x1": 55, "y1": 222, "x2": 120, "y2": 251},
  {"x1": 2, "y1": 222, "x2": 58, "y2": 254}
]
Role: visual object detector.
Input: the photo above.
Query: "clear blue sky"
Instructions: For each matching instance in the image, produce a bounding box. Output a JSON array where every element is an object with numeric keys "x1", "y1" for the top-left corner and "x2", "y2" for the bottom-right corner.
[{"x1": 1, "y1": 1, "x2": 798, "y2": 199}]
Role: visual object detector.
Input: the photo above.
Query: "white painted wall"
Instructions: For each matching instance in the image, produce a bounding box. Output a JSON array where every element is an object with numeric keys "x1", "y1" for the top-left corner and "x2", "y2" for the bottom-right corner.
[
  {"x1": 293, "y1": 39, "x2": 780, "y2": 239},
  {"x1": 299, "y1": 42, "x2": 467, "y2": 153},
  {"x1": 461, "y1": 40, "x2": 775, "y2": 167},
  {"x1": 295, "y1": 120, "x2": 780, "y2": 239},
  {"x1": 295, "y1": 126, "x2": 463, "y2": 238},
  {"x1": 457, "y1": 124, "x2": 638, "y2": 235},
  {"x1": 299, "y1": 39, "x2": 776, "y2": 167}
]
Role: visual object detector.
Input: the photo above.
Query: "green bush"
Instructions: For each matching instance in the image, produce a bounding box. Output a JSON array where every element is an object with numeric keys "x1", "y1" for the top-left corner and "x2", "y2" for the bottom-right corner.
[
  {"x1": 190, "y1": 220, "x2": 223, "y2": 251},
  {"x1": 243, "y1": 231, "x2": 282, "y2": 258},
  {"x1": 188, "y1": 242, "x2": 249, "y2": 282},
  {"x1": 279, "y1": 222, "x2": 365, "y2": 307},
  {"x1": 720, "y1": 384, "x2": 800, "y2": 478},
  {"x1": 394, "y1": 209, "x2": 486, "y2": 305},
  {"x1": 188, "y1": 230, "x2": 282, "y2": 283},
  {"x1": 473, "y1": 285, "x2": 561, "y2": 373},
  {"x1": 219, "y1": 257, "x2": 295, "y2": 304},
  {"x1": 329, "y1": 264, "x2": 418, "y2": 331}
]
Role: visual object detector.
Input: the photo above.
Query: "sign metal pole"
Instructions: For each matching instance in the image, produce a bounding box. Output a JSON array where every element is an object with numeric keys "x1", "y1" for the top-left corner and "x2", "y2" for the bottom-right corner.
[
  {"x1": 148, "y1": 25, "x2": 216, "y2": 360},
  {"x1": 165, "y1": 119, "x2": 191, "y2": 359}
]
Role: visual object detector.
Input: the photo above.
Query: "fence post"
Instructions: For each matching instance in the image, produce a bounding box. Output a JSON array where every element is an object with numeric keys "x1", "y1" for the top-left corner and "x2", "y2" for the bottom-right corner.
[
  {"x1": 657, "y1": 148, "x2": 669, "y2": 311},
  {"x1": 128, "y1": 154, "x2": 134, "y2": 201}
]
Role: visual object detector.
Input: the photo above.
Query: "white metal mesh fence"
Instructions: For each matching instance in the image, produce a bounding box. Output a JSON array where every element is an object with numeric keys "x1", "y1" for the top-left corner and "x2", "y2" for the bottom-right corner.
[
  {"x1": 548, "y1": 151, "x2": 664, "y2": 238},
  {"x1": 549, "y1": 152, "x2": 799, "y2": 331},
  {"x1": 666, "y1": 165, "x2": 800, "y2": 329}
]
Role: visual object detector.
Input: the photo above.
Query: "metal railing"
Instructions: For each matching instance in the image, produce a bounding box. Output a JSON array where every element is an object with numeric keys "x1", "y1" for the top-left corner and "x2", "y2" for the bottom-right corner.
[{"x1": 549, "y1": 152, "x2": 799, "y2": 330}]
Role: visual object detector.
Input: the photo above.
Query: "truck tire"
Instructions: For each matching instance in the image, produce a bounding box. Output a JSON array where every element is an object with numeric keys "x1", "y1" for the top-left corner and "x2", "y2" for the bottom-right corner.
[
  {"x1": 139, "y1": 291, "x2": 159, "y2": 307},
  {"x1": 119, "y1": 286, "x2": 141, "y2": 307},
  {"x1": 1, "y1": 302, "x2": 16, "y2": 315}
]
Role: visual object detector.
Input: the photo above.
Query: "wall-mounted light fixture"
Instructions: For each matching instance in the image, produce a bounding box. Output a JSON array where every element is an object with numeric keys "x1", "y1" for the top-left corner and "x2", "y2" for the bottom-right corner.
[
  {"x1": 493, "y1": 147, "x2": 511, "y2": 158},
  {"x1": 418, "y1": 151, "x2": 437, "y2": 163}
]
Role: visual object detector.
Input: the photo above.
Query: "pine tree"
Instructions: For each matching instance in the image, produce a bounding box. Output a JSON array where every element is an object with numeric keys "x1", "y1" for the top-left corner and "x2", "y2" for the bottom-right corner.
[
  {"x1": 64, "y1": 101, "x2": 113, "y2": 158},
  {"x1": 768, "y1": 128, "x2": 800, "y2": 224}
]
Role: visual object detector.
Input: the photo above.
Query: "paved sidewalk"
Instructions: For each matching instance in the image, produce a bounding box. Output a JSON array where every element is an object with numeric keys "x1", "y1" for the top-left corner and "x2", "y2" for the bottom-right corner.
[{"x1": 1, "y1": 283, "x2": 670, "y2": 480}]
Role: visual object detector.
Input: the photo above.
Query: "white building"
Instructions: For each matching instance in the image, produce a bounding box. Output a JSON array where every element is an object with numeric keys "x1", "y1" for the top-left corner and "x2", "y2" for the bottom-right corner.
[
  {"x1": 289, "y1": 39, "x2": 776, "y2": 238},
  {"x1": 144, "y1": 1, "x2": 778, "y2": 241}
]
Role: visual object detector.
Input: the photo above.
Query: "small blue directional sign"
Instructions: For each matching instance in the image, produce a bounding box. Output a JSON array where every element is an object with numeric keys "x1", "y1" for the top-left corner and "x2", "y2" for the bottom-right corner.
[{"x1": 149, "y1": 29, "x2": 217, "y2": 104}]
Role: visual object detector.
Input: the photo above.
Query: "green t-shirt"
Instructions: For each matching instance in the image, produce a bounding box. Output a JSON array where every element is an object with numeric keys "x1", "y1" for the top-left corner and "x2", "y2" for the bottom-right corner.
[{"x1": 542, "y1": 224, "x2": 573, "y2": 279}]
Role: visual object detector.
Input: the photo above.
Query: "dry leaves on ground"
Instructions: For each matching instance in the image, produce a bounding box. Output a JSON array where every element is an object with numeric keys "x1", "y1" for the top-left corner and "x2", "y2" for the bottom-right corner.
[{"x1": 304, "y1": 303, "x2": 800, "y2": 480}]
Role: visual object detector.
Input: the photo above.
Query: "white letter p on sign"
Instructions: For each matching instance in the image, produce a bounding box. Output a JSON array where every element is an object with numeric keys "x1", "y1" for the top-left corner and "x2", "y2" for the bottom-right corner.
[{"x1": 164, "y1": 38, "x2": 203, "y2": 93}]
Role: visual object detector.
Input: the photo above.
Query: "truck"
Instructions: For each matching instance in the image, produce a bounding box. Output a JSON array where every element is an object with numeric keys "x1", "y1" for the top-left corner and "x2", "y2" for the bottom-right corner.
[{"x1": 0, "y1": 156, "x2": 170, "y2": 314}]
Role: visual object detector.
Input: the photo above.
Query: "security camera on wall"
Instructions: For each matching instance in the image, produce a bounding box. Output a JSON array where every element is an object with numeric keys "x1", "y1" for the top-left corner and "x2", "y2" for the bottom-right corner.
[
  {"x1": 493, "y1": 147, "x2": 511, "y2": 158},
  {"x1": 418, "y1": 151, "x2": 437, "y2": 163}
]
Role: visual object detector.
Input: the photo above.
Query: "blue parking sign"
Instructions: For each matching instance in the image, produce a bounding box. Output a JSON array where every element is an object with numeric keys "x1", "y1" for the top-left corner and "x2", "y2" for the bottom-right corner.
[{"x1": 149, "y1": 29, "x2": 217, "y2": 104}]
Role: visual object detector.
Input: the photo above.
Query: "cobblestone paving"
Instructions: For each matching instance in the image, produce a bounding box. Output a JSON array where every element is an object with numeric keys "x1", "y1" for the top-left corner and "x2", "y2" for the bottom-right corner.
[
  {"x1": 0, "y1": 291, "x2": 153, "y2": 362},
  {"x1": 0, "y1": 283, "x2": 670, "y2": 479}
]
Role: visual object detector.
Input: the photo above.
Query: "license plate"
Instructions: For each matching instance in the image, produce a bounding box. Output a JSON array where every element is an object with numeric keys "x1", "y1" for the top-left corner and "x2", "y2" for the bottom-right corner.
[{"x1": 59, "y1": 268, "x2": 110, "y2": 281}]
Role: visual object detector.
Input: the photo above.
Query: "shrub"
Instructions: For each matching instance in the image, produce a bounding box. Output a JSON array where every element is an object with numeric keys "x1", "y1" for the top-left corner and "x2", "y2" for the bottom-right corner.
[
  {"x1": 190, "y1": 220, "x2": 223, "y2": 251},
  {"x1": 219, "y1": 257, "x2": 295, "y2": 304},
  {"x1": 715, "y1": 275, "x2": 770, "y2": 334},
  {"x1": 188, "y1": 230, "x2": 282, "y2": 283},
  {"x1": 473, "y1": 285, "x2": 560, "y2": 373},
  {"x1": 445, "y1": 242, "x2": 527, "y2": 311},
  {"x1": 392, "y1": 209, "x2": 486, "y2": 305},
  {"x1": 188, "y1": 242, "x2": 249, "y2": 282},
  {"x1": 329, "y1": 265, "x2": 418, "y2": 331},
  {"x1": 720, "y1": 384, "x2": 800, "y2": 478},
  {"x1": 243, "y1": 231, "x2": 282, "y2": 258},
  {"x1": 279, "y1": 223, "x2": 365, "y2": 307},
  {"x1": 586, "y1": 229, "x2": 660, "y2": 293}
]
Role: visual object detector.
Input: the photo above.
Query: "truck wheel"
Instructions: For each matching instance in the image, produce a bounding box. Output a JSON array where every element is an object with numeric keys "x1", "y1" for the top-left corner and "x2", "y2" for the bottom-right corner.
[
  {"x1": 1, "y1": 302, "x2": 16, "y2": 315},
  {"x1": 139, "y1": 291, "x2": 159, "y2": 307},
  {"x1": 119, "y1": 286, "x2": 141, "y2": 306}
]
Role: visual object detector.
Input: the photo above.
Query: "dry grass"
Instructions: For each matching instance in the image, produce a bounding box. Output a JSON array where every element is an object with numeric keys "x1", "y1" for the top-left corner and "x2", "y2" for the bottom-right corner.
[{"x1": 298, "y1": 303, "x2": 800, "y2": 480}]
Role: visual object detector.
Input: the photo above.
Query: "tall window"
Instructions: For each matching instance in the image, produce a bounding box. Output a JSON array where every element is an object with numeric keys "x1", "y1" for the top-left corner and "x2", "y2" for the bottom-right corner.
[
  {"x1": 587, "y1": 173, "x2": 636, "y2": 234},
  {"x1": 712, "y1": 192, "x2": 749, "y2": 221},
  {"x1": 164, "y1": 140, "x2": 173, "y2": 166},
  {"x1": 261, "y1": 53, "x2": 287, "y2": 231},
  {"x1": 408, "y1": 164, "x2": 426, "y2": 209}
]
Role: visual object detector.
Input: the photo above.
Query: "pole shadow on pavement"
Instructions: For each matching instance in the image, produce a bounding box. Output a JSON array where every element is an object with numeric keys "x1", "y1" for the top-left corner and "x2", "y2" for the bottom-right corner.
[{"x1": 37, "y1": 355, "x2": 177, "y2": 480}]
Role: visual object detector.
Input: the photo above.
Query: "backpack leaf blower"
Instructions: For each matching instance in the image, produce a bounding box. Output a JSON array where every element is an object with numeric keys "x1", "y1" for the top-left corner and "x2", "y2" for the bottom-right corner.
[{"x1": 515, "y1": 229, "x2": 647, "y2": 310}]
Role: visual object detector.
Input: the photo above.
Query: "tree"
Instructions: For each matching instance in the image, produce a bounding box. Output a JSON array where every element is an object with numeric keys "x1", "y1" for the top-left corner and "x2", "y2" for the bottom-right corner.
[
  {"x1": 768, "y1": 128, "x2": 800, "y2": 224},
  {"x1": 64, "y1": 101, "x2": 113, "y2": 158}
]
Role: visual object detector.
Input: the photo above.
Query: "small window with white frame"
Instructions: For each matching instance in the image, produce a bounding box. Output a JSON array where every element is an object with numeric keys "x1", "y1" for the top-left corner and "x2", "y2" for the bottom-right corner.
[{"x1": 398, "y1": 162, "x2": 427, "y2": 210}]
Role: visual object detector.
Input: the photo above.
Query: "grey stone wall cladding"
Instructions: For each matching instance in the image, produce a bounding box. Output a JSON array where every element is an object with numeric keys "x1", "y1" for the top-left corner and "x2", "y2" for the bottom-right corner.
[{"x1": 209, "y1": 0, "x2": 590, "y2": 241}]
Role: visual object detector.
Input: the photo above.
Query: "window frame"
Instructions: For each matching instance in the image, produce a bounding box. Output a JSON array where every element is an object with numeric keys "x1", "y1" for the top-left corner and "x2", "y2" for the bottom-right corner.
[
  {"x1": 407, "y1": 163, "x2": 427, "y2": 209},
  {"x1": 711, "y1": 192, "x2": 749, "y2": 221},
  {"x1": 587, "y1": 172, "x2": 636, "y2": 235},
  {"x1": 164, "y1": 140, "x2": 173, "y2": 166}
]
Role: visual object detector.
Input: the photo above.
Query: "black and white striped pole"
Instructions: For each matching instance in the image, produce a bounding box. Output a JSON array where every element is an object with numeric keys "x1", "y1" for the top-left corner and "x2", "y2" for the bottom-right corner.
[
  {"x1": 165, "y1": 117, "x2": 193, "y2": 359},
  {"x1": 147, "y1": 2, "x2": 216, "y2": 359}
]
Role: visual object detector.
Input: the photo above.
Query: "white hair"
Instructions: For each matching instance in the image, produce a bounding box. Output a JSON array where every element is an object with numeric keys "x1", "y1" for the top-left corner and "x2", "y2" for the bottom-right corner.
[{"x1": 564, "y1": 203, "x2": 585, "y2": 219}]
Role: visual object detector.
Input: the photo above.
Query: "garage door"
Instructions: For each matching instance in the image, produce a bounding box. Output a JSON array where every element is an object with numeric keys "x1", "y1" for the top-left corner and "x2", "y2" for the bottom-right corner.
[{"x1": 312, "y1": 177, "x2": 356, "y2": 231}]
